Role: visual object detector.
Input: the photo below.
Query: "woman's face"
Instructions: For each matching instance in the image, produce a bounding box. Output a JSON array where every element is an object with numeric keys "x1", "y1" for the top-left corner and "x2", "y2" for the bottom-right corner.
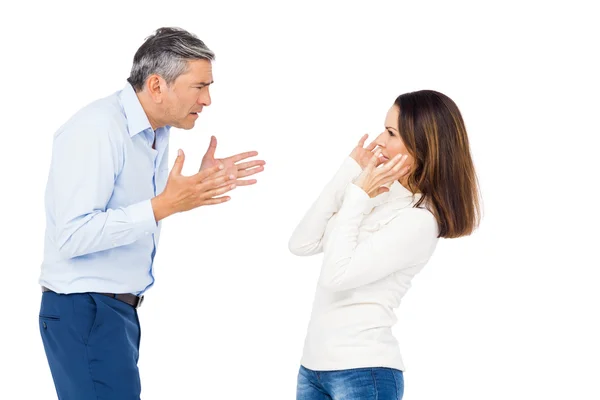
[{"x1": 374, "y1": 105, "x2": 415, "y2": 175}]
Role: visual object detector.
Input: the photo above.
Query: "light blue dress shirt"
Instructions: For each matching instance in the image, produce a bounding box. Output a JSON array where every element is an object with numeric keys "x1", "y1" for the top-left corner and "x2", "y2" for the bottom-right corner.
[{"x1": 39, "y1": 83, "x2": 170, "y2": 295}]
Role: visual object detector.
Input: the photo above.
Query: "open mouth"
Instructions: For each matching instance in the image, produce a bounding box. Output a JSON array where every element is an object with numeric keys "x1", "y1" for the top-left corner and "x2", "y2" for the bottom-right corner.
[{"x1": 374, "y1": 146, "x2": 389, "y2": 162}]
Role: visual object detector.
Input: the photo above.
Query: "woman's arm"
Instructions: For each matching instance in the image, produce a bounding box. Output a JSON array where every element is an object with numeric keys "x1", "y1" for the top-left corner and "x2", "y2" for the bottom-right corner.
[
  {"x1": 288, "y1": 157, "x2": 363, "y2": 256},
  {"x1": 318, "y1": 183, "x2": 439, "y2": 291}
]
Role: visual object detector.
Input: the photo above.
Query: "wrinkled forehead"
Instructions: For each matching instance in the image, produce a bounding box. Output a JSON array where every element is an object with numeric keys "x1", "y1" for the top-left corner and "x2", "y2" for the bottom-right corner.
[{"x1": 177, "y1": 59, "x2": 214, "y2": 84}]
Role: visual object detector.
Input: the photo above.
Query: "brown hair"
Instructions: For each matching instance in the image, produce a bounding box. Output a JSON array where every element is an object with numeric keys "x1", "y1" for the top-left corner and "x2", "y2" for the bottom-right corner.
[{"x1": 395, "y1": 90, "x2": 481, "y2": 238}]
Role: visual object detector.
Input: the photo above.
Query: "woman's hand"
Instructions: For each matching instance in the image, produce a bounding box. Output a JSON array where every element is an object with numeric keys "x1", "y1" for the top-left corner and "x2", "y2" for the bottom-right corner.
[
  {"x1": 354, "y1": 149, "x2": 411, "y2": 198},
  {"x1": 350, "y1": 134, "x2": 382, "y2": 169}
]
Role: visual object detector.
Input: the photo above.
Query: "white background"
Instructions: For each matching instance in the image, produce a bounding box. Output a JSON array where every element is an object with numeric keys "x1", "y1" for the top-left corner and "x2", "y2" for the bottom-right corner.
[{"x1": 1, "y1": 0, "x2": 598, "y2": 399}]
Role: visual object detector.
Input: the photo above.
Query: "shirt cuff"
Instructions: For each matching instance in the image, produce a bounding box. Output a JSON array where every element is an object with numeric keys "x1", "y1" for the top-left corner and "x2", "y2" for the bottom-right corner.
[
  {"x1": 340, "y1": 183, "x2": 373, "y2": 215},
  {"x1": 327, "y1": 157, "x2": 362, "y2": 192},
  {"x1": 341, "y1": 156, "x2": 363, "y2": 176},
  {"x1": 128, "y1": 199, "x2": 159, "y2": 236}
]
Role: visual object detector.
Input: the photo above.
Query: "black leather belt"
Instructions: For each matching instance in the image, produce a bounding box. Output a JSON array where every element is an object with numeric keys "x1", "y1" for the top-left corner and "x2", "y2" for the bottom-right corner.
[{"x1": 42, "y1": 286, "x2": 144, "y2": 309}]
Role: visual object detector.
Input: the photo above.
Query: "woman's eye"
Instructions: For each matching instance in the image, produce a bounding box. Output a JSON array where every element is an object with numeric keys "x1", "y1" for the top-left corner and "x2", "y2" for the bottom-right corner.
[{"x1": 388, "y1": 129, "x2": 394, "y2": 136}]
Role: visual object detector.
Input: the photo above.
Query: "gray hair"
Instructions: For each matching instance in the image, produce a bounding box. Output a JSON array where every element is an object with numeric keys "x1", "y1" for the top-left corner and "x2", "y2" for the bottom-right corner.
[{"x1": 127, "y1": 27, "x2": 215, "y2": 91}]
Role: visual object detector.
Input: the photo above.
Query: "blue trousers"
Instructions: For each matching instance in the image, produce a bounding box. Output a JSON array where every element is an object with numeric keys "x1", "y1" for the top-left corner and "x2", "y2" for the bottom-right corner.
[
  {"x1": 297, "y1": 365, "x2": 404, "y2": 400},
  {"x1": 39, "y1": 291, "x2": 142, "y2": 399}
]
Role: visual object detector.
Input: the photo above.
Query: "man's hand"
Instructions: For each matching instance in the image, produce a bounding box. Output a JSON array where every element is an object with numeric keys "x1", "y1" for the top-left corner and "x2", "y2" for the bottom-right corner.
[
  {"x1": 199, "y1": 136, "x2": 265, "y2": 186},
  {"x1": 151, "y1": 149, "x2": 238, "y2": 221}
]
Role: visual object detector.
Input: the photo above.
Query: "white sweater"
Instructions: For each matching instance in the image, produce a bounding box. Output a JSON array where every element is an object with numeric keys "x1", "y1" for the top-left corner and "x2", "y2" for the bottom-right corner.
[{"x1": 289, "y1": 156, "x2": 440, "y2": 371}]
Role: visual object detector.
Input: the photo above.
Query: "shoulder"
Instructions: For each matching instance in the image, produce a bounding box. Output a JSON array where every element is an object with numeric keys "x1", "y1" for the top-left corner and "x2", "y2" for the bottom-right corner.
[
  {"x1": 53, "y1": 90, "x2": 126, "y2": 144},
  {"x1": 389, "y1": 205, "x2": 439, "y2": 238}
]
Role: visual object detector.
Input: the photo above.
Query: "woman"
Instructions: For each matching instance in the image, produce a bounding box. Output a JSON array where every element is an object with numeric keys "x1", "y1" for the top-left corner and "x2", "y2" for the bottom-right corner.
[{"x1": 289, "y1": 90, "x2": 481, "y2": 400}]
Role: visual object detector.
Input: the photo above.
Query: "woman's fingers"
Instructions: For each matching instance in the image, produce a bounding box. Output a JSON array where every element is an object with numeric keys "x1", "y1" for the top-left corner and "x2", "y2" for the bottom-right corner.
[
  {"x1": 370, "y1": 154, "x2": 409, "y2": 187},
  {"x1": 366, "y1": 140, "x2": 377, "y2": 152},
  {"x1": 378, "y1": 154, "x2": 406, "y2": 174},
  {"x1": 367, "y1": 148, "x2": 382, "y2": 170},
  {"x1": 357, "y1": 133, "x2": 369, "y2": 148}
]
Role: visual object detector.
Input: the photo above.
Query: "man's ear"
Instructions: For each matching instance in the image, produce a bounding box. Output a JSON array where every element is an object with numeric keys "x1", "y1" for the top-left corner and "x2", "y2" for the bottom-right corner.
[{"x1": 145, "y1": 74, "x2": 164, "y2": 103}]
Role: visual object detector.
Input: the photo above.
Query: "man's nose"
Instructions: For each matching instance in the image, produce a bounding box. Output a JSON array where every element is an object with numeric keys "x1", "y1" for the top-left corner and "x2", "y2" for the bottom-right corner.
[{"x1": 199, "y1": 89, "x2": 211, "y2": 106}]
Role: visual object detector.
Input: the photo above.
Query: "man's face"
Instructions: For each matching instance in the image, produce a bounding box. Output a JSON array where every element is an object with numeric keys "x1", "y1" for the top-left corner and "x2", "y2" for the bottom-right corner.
[{"x1": 162, "y1": 59, "x2": 213, "y2": 129}]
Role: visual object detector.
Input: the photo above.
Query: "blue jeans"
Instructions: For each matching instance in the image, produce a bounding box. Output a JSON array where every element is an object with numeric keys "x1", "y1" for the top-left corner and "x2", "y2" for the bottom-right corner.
[
  {"x1": 39, "y1": 291, "x2": 142, "y2": 399},
  {"x1": 297, "y1": 365, "x2": 404, "y2": 400}
]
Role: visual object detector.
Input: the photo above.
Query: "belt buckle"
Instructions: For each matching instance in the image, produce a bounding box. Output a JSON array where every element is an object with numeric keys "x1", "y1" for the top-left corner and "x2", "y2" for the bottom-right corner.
[{"x1": 135, "y1": 295, "x2": 144, "y2": 309}]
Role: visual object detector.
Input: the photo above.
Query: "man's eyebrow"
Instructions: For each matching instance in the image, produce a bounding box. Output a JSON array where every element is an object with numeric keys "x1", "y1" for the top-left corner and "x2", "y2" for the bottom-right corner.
[{"x1": 192, "y1": 80, "x2": 214, "y2": 87}]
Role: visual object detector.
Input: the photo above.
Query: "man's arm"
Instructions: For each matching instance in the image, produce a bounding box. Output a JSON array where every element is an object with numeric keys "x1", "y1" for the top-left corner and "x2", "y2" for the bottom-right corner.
[{"x1": 50, "y1": 118, "x2": 158, "y2": 260}]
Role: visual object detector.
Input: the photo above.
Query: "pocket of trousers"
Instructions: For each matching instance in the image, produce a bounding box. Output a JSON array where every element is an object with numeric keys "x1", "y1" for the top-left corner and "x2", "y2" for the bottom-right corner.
[
  {"x1": 72, "y1": 294, "x2": 99, "y2": 345},
  {"x1": 39, "y1": 315, "x2": 60, "y2": 321}
]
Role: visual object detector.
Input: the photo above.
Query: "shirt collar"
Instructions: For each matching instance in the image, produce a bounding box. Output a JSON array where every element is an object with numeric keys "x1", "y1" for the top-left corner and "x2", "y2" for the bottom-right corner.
[
  {"x1": 364, "y1": 180, "x2": 422, "y2": 214},
  {"x1": 119, "y1": 82, "x2": 153, "y2": 137},
  {"x1": 379, "y1": 180, "x2": 416, "y2": 202}
]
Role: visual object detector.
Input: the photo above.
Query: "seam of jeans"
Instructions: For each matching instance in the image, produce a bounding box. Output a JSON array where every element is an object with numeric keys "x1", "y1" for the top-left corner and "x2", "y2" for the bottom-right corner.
[
  {"x1": 393, "y1": 370, "x2": 402, "y2": 400},
  {"x1": 391, "y1": 369, "x2": 399, "y2": 399},
  {"x1": 301, "y1": 367, "x2": 329, "y2": 398},
  {"x1": 371, "y1": 368, "x2": 379, "y2": 400}
]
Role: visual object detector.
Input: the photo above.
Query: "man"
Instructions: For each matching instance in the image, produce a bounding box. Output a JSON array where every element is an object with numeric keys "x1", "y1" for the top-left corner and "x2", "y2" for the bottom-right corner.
[{"x1": 38, "y1": 27, "x2": 265, "y2": 399}]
